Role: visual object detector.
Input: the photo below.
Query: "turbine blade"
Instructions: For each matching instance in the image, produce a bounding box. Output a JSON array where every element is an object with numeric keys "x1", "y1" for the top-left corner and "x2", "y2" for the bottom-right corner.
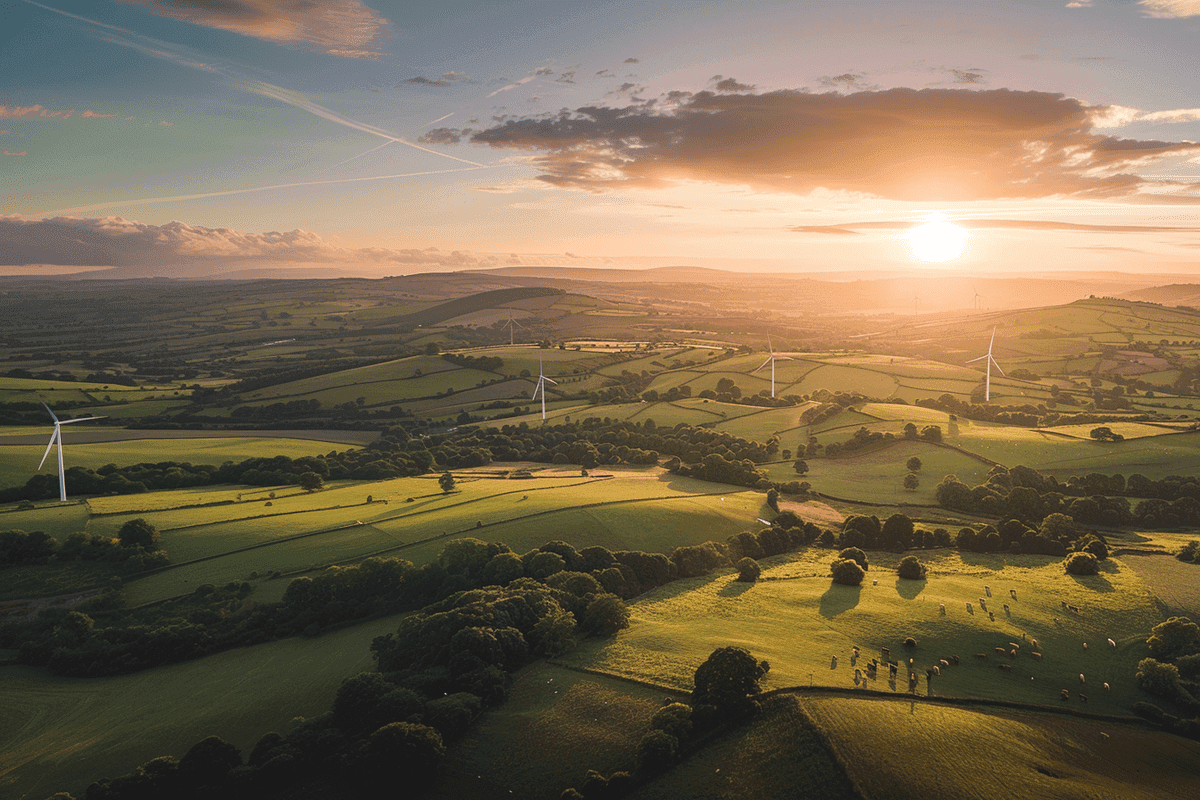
[
  {"x1": 41, "y1": 401, "x2": 58, "y2": 423},
  {"x1": 777, "y1": 355, "x2": 794, "y2": 361},
  {"x1": 38, "y1": 429, "x2": 58, "y2": 470},
  {"x1": 753, "y1": 356, "x2": 773, "y2": 372},
  {"x1": 58, "y1": 416, "x2": 104, "y2": 424},
  {"x1": 544, "y1": 377, "x2": 558, "y2": 385},
  {"x1": 767, "y1": 335, "x2": 774, "y2": 356},
  {"x1": 991, "y1": 358, "x2": 1006, "y2": 377},
  {"x1": 988, "y1": 327, "x2": 996, "y2": 354},
  {"x1": 966, "y1": 354, "x2": 988, "y2": 364}
]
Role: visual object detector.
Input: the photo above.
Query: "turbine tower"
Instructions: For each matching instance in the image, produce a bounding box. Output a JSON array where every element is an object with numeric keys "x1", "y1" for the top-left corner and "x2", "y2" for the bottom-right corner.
[
  {"x1": 967, "y1": 327, "x2": 1005, "y2": 402},
  {"x1": 752, "y1": 336, "x2": 794, "y2": 398},
  {"x1": 38, "y1": 402, "x2": 104, "y2": 502},
  {"x1": 501, "y1": 314, "x2": 524, "y2": 346},
  {"x1": 972, "y1": 287, "x2": 982, "y2": 310},
  {"x1": 531, "y1": 350, "x2": 557, "y2": 420}
]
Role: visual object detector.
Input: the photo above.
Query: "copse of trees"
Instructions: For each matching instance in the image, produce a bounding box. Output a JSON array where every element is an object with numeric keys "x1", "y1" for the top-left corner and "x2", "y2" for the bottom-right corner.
[
  {"x1": 1133, "y1": 617, "x2": 1200, "y2": 740},
  {"x1": 830, "y1": 558, "x2": 865, "y2": 586}
]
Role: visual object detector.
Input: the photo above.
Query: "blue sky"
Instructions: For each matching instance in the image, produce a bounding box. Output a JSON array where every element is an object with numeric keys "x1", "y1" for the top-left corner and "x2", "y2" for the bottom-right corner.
[{"x1": 2, "y1": 0, "x2": 1199, "y2": 275}]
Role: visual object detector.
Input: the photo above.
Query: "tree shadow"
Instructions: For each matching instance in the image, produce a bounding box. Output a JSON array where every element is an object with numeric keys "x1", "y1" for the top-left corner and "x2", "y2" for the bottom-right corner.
[
  {"x1": 895, "y1": 576, "x2": 927, "y2": 600},
  {"x1": 1067, "y1": 571, "x2": 1115, "y2": 592},
  {"x1": 819, "y1": 582, "x2": 862, "y2": 618},
  {"x1": 717, "y1": 579, "x2": 754, "y2": 598}
]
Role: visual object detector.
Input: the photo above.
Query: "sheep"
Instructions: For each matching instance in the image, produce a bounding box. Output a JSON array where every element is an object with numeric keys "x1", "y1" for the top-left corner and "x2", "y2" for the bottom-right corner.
[
  {"x1": 950, "y1": 655, "x2": 960, "y2": 665},
  {"x1": 831, "y1": 655, "x2": 838, "y2": 668},
  {"x1": 1083, "y1": 642, "x2": 1089, "y2": 650},
  {"x1": 939, "y1": 603, "x2": 946, "y2": 615},
  {"x1": 1010, "y1": 588, "x2": 1017, "y2": 599},
  {"x1": 1031, "y1": 651, "x2": 1043, "y2": 660},
  {"x1": 979, "y1": 598, "x2": 987, "y2": 608},
  {"x1": 998, "y1": 663, "x2": 1012, "y2": 672},
  {"x1": 939, "y1": 659, "x2": 950, "y2": 667},
  {"x1": 995, "y1": 647, "x2": 1007, "y2": 656},
  {"x1": 1079, "y1": 673, "x2": 1086, "y2": 684},
  {"x1": 881, "y1": 646, "x2": 891, "y2": 660},
  {"x1": 985, "y1": 585, "x2": 992, "y2": 597},
  {"x1": 933, "y1": 665, "x2": 941, "y2": 676},
  {"x1": 989, "y1": 612, "x2": 995, "y2": 621},
  {"x1": 889, "y1": 663, "x2": 899, "y2": 678},
  {"x1": 1062, "y1": 600, "x2": 1068, "y2": 609},
  {"x1": 1100, "y1": 732, "x2": 1110, "y2": 738},
  {"x1": 974, "y1": 653, "x2": 989, "y2": 660},
  {"x1": 1054, "y1": 617, "x2": 1060, "y2": 624},
  {"x1": 1008, "y1": 642, "x2": 1021, "y2": 650},
  {"x1": 1009, "y1": 649, "x2": 1017, "y2": 659},
  {"x1": 1103, "y1": 682, "x2": 1110, "y2": 691},
  {"x1": 1079, "y1": 693, "x2": 1088, "y2": 703},
  {"x1": 1107, "y1": 638, "x2": 1116, "y2": 649},
  {"x1": 1060, "y1": 689, "x2": 1070, "y2": 700},
  {"x1": 1003, "y1": 604, "x2": 1010, "y2": 615},
  {"x1": 1031, "y1": 638, "x2": 1039, "y2": 651},
  {"x1": 967, "y1": 602, "x2": 974, "y2": 614}
]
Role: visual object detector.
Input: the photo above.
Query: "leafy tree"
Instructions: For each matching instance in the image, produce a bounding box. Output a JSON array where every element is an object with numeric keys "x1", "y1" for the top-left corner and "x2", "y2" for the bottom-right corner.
[
  {"x1": 792, "y1": 459, "x2": 809, "y2": 475},
  {"x1": 897, "y1": 555, "x2": 926, "y2": 580},
  {"x1": 1176, "y1": 540, "x2": 1199, "y2": 563},
  {"x1": 736, "y1": 557, "x2": 761, "y2": 582},
  {"x1": 1148, "y1": 617, "x2": 1200, "y2": 662},
  {"x1": 692, "y1": 646, "x2": 769, "y2": 719},
  {"x1": 1137, "y1": 658, "x2": 1187, "y2": 702},
  {"x1": 438, "y1": 472, "x2": 456, "y2": 493},
  {"x1": 178, "y1": 735, "x2": 242, "y2": 784},
  {"x1": 903, "y1": 473, "x2": 920, "y2": 491},
  {"x1": 583, "y1": 593, "x2": 630, "y2": 637},
  {"x1": 837, "y1": 546, "x2": 868, "y2": 570},
  {"x1": 1064, "y1": 551, "x2": 1099, "y2": 575},
  {"x1": 906, "y1": 456, "x2": 922, "y2": 472},
  {"x1": 299, "y1": 471, "x2": 324, "y2": 491},
  {"x1": 766, "y1": 488, "x2": 780, "y2": 512},
  {"x1": 117, "y1": 518, "x2": 159, "y2": 550},
  {"x1": 634, "y1": 730, "x2": 678, "y2": 776},
  {"x1": 830, "y1": 558, "x2": 865, "y2": 586},
  {"x1": 362, "y1": 722, "x2": 445, "y2": 789}
]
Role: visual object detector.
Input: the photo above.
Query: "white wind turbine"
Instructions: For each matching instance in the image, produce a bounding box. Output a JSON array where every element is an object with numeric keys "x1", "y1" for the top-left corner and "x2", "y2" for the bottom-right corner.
[
  {"x1": 531, "y1": 350, "x2": 557, "y2": 420},
  {"x1": 38, "y1": 402, "x2": 105, "y2": 502},
  {"x1": 501, "y1": 314, "x2": 524, "y2": 346},
  {"x1": 753, "y1": 336, "x2": 793, "y2": 398},
  {"x1": 972, "y1": 286, "x2": 982, "y2": 310},
  {"x1": 967, "y1": 327, "x2": 1005, "y2": 402}
]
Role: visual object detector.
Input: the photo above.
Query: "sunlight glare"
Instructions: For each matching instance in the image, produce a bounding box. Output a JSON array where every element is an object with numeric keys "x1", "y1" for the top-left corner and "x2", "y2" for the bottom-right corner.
[{"x1": 906, "y1": 215, "x2": 968, "y2": 262}]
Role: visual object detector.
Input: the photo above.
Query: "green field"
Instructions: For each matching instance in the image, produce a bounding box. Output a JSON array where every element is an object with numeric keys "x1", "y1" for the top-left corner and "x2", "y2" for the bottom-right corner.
[
  {"x1": 802, "y1": 695, "x2": 1200, "y2": 800},
  {"x1": 0, "y1": 614, "x2": 404, "y2": 800},
  {"x1": 566, "y1": 548, "x2": 1165, "y2": 715}
]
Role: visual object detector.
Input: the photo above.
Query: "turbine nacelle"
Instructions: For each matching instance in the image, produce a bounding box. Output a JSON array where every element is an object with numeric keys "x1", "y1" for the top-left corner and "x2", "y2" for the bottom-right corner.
[{"x1": 752, "y1": 336, "x2": 793, "y2": 398}]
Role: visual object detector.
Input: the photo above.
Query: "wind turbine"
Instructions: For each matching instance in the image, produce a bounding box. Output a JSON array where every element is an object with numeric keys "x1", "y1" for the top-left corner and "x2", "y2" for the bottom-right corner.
[
  {"x1": 501, "y1": 314, "x2": 524, "y2": 346},
  {"x1": 752, "y1": 336, "x2": 793, "y2": 398},
  {"x1": 967, "y1": 327, "x2": 1005, "y2": 402},
  {"x1": 972, "y1": 287, "x2": 982, "y2": 310},
  {"x1": 531, "y1": 350, "x2": 557, "y2": 420},
  {"x1": 38, "y1": 402, "x2": 104, "y2": 502}
]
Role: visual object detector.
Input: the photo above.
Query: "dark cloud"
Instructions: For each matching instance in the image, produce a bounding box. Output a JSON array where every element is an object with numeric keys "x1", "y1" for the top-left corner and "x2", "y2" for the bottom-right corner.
[
  {"x1": 951, "y1": 70, "x2": 985, "y2": 84},
  {"x1": 624, "y1": 57, "x2": 639, "y2": 64},
  {"x1": 714, "y1": 77, "x2": 755, "y2": 92},
  {"x1": 818, "y1": 73, "x2": 875, "y2": 91},
  {"x1": 463, "y1": 86, "x2": 1200, "y2": 201},
  {"x1": 402, "y1": 76, "x2": 451, "y2": 87},
  {"x1": 418, "y1": 127, "x2": 463, "y2": 144}
]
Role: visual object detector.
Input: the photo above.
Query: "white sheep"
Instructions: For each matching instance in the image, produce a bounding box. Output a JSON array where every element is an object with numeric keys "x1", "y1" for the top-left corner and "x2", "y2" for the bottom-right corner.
[
  {"x1": 1104, "y1": 682, "x2": 1111, "y2": 691},
  {"x1": 1107, "y1": 638, "x2": 1116, "y2": 649},
  {"x1": 1079, "y1": 673, "x2": 1086, "y2": 684}
]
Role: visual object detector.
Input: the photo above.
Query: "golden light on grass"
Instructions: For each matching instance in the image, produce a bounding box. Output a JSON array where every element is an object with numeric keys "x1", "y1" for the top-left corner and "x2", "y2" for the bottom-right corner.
[{"x1": 906, "y1": 214, "x2": 968, "y2": 262}]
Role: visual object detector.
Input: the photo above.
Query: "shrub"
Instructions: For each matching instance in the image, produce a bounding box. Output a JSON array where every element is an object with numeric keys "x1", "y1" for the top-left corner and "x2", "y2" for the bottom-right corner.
[
  {"x1": 650, "y1": 702, "x2": 693, "y2": 741},
  {"x1": 897, "y1": 555, "x2": 926, "y2": 580},
  {"x1": 906, "y1": 456, "x2": 922, "y2": 472},
  {"x1": 117, "y1": 518, "x2": 159, "y2": 550},
  {"x1": 634, "y1": 730, "x2": 678, "y2": 777},
  {"x1": 583, "y1": 593, "x2": 630, "y2": 637},
  {"x1": 1177, "y1": 541, "x2": 1199, "y2": 563},
  {"x1": 736, "y1": 557, "x2": 761, "y2": 582},
  {"x1": 903, "y1": 473, "x2": 920, "y2": 491},
  {"x1": 1064, "y1": 551, "x2": 1099, "y2": 576},
  {"x1": 830, "y1": 558, "x2": 865, "y2": 586},
  {"x1": 692, "y1": 646, "x2": 769, "y2": 719},
  {"x1": 837, "y1": 547, "x2": 868, "y2": 570}
]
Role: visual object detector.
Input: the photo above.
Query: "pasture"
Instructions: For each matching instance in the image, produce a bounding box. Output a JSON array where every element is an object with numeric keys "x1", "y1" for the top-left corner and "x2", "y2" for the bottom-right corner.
[
  {"x1": 568, "y1": 549, "x2": 1165, "y2": 715},
  {"x1": 0, "y1": 613, "x2": 405, "y2": 800},
  {"x1": 802, "y1": 694, "x2": 1200, "y2": 800}
]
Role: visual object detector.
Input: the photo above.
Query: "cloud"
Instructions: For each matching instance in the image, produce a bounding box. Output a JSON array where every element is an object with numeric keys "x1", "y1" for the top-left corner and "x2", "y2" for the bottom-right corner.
[
  {"x1": 0, "y1": 214, "x2": 503, "y2": 269},
  {"x1": 403, "y1": 76, "x2": 452, "y2": 87},
  {"x1": 818, "y1": 73, "x2": 876, "y2": 91},
  {"x1": 713, "y1": 77, "x2": 755, "y2": 92},
  {"x1": 950, "y1": 70, "x2": 985, "y2": 84},
  {"x1": 1138, "y1": 0, "x2": 1200, "y2": 17},
  {"x1": 1091, "y1": 104, "x2": 1200, "y2": 128},
  {"x1": 0, "y1": 104, "x2": 122, "y2": 120},
  {"x1": 4, "y1": 150, "x2": 27, "y2": 156},
  {"x1": 1066, "y1": 1, "x2": 1093, "y2": 7},
  {"x1": 624, "y1": 58, "x2": 639, "y2": 64},
  {"x1": 115, "y1": 0, "x2": 391, "y2": 59},
  {"x1": 788, "y1": 219, "x2": 1200, "y2": 234},
  {"x1": 463, "y1": 86, "x2": 1200, "y2": 201},
  {"x1": 419, "y1": 127, "x2": 464, "y2": 145}
]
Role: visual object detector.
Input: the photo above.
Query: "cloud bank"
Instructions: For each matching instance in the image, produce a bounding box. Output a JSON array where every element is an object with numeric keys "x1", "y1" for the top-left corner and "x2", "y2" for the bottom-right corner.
[
  {"x1": 117, "y1": 0, "x2": 391, "y2": 59},
  {"x1": 0, "y1": 215, "x2": 502, "y2": 270},
  {"x1": 448, "y1": 87, "x2": 1200, "y2": 201}
]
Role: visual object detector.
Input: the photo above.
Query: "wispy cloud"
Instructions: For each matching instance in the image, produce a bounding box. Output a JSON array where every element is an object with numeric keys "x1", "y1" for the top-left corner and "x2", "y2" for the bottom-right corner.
[
  {"x1": 488, "y1": 76, "x2": 536, "y2": 97},
  {"x1": 4, "y1": 150, "x2": 28, "y2": 156},
  {"x1": 115, "y1": 0, "x2": 391, "y2": 59},
  {"x1": 789, "y1": 219, "x2": 1200, "y2": 234},
  {"x1": 0, "y1": 104, "x2": 120, "y2": 119},
  {"x1": 463, "y1": 86, "x2": 1200, "y2": 201},
  {"x1": 1091, "y1": 104, "x2": 1200, "y2": 127},
  {"x1": 1137, "y1": 0, "x2": 1200, "y2": 18}
]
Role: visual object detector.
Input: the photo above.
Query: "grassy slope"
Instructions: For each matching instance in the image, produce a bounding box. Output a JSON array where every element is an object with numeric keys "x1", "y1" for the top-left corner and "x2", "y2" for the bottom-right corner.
[
  {"x1": 0, "y1": 613, "x2": 404, "y2": 800},
  {"x1": 802, "y1": 694, "x2": 1200, "y2": 800}
]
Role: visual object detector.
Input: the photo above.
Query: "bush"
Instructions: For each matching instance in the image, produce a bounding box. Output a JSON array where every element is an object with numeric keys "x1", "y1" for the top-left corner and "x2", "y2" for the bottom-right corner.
[
  {"x1": 692, "y1": 646, "x2": 769, "y2": 719},
  {"x1": 896, "y1": 555, "x2": 926, "y2": 580},
  {"x1": 1178, "y1": 541, "x2": 1199, "y2": 563},
  {"x1": 837, "y1": 547, "x2": 868, "y2": 570},
  {"x1": 583, "y1": 593, "x2": 630, "y2": 637},
  {"x1": 1064, "y1": 551, "x2": 1099, "y2": 575},
  {"x1": 736, "y1": 557, "x2": 761, "y2": 582},
  {"x1": 117, "y1": 518, "x2": 159, "y2": 550},
  {"x1": 830, "y1": 558, "x2": 865, "y2": 586},
  {"x1": 634, "y1": 730, "x2": 678, "y2": 777}
]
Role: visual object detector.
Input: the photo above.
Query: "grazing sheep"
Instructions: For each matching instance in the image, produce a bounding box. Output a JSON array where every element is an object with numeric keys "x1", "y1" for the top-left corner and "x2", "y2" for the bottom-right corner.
[
  {"x1": 1107, "y1": 638, "x2": 1116, "y2": 649},
  {"x1": 979, "y1": 598, "x2": 987, "y2": 607},
  {"x1": 950, "y1": 655, "x2": 960, "y2": 665},
  {"x1": 1008, "y1": 642, "x2": 1021, "y2": 650},
  {"x1": 940, "y1": 659, "x2": 950, "y2": 667},
  {"x1": 1103, "y1": 682, "x2": 1110, "y2": 691},
  {"x1": 881, "y1": 646, "x2": 891, "y2": 659},
  {"x1": 1031, "y1": 652, "x2": 1043, "y2": 660},
  {"x1": 889, "y1": 663, "x2": 899, "y2": 677},
  {"x1": 1100, "y1": 732, "x2": 1110, "y2": 738},
  {"x1": 1083, "y1": 642, "x2": 1089, "y2": 650},
  {"x1": 974, "y1": 653, "x2": 989, "y2": 660},
  {"x1": 933, "y1": 665, "x2": 941, "y2": 676},
  {"x1": 1054, "y1": 617, "x2": 1060, "y2": 624},
  {"x1": 939, "y1": 603, "x2": 946, "y2": 615},
  {"x1": 1010, "y1": 588, "x2": 1017, "y2": 599},
  {"x1": 985, "y1": 586, "x2": 992, "y2": 597},
  {"x1": 1062, "y1": 600, "x2": 1068, "y2": 609},
  {"x1": 989, "y1": 612, "x2": 995, "y2": 621},
  {"x1": 852, "y1": 646, "x2": 860, "y2": 655},
  {"x1": 1003, "y1": 604, "x2": 1010, "y2": 615},
  {"x1": 1079, "y1": 693, "x2": 1088, "y2": 703},
  {"x1": 1031, "y1": 638, "x2": 1039, "y2": 651},
  {"x1": 967, "y1": 602, "x2": 973, "y2": 613},
  {"x1": 1060, "y1": 689, "x2": 1070, "y2": 701},
  {"x1": 1009, "y1": 649, "x2": 1017, "y2": 659},
  {"x1": 998, "y1": 663, "x2": 1012, "y2": 672},
  {"x1": 1079, "y1": 673, "x2": 1086, "y2": 684},
  {"x1": 831, "y1": 655, "x2": 838, "y2": 668},
  {"x1": 995, "y1": 647, "x2": 1007, "y2": 656}
]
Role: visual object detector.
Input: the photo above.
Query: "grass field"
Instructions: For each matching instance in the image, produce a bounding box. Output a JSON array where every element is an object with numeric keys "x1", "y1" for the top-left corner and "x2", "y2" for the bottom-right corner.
[
  {"x1": 0, "y1": 613, "x2": 405, "y2": 800},
  {"x1": 567, "y1": 548, "x2": 1165, "y2": 715},
  {"x1": 802, "y1": 694, "x2": 1200, "y2": 800}
]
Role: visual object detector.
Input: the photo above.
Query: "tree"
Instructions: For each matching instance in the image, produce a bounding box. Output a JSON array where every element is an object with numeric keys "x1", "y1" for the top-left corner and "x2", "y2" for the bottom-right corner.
[
  {"x1": 117, "y1": 518, "x2": 159, "y2": 550},
  {"x1": 583, "y1": 593, "x2": 630, "y2": 637},
  {"x1": 792, "y1": 459, "x2": 809, "y2": 476},
  {"x1": 830, "y1": 558, "x2": 865, "y2": 586},
  {"x1": 634, "y1": 730, "x2": 678, "y2": 776},
  {"x1": 438, "y1": 472, "x2": 456, "y2": 493},
  {"x1": 837, "y1": 546, "x2": 868, "y2": 570},
  {"x1": 897, "y1": 555, "x2": 926, "y2": 580},
  {"x1": 178, "y1": 736, "x2": 242, "y2": 784},
  {"x1": 692, "y1": 646, "x2": 769, "y2": 719},
  {"x1": 298, "y1": 471, "x2": 324, "y2": 492},
  {"x1": 362, "y1": 722, "x2": 445, "y2": 789},
  {"x1": 903, "y1": 473, "x2": 920, "y2": 492},
  {"x1": 906, "y1": 456, "x2": 922, "y2": 472},
  {"x1": 766, "y1": 488, "x2": 780, "y2": 512},
  {"x1": 1148, "y1": 617, "x2": 1200, "y2": 662},
  {"x1": 1176, "y1": 540, "x2": 1199, "y2": 563},
  {"x1": 736, "y1": 557, "x2": 761, "y2": 582},
  {"x1": 1064, "y1": 551, "x2": 1099, "y2": 575}
]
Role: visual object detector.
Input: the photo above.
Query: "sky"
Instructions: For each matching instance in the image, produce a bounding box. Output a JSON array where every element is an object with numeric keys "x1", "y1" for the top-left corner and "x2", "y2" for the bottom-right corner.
[{"x1": 2, "y1": 0, "x2": 1200, "y2": 277}]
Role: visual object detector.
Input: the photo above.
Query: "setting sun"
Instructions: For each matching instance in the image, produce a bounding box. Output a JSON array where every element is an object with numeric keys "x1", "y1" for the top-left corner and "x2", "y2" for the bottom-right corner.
[{"x1": 906, "y1": 217, "x2": 969, "y2": 262}]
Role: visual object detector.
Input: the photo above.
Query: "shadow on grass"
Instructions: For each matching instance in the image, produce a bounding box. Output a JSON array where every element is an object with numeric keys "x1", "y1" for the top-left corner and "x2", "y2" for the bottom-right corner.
[
  {"x1": 819, "y1": 582, "x2": 862, "y2": 618},
  {"x1": 895, "y1": 576, "x2": 927, "y2": 600},
  {"x1": 717, "y1": 579, "x2": 754, "y2": 598},
  {"x1": 1067, "y1": 571, "x2": 1115, "y2": 592}
]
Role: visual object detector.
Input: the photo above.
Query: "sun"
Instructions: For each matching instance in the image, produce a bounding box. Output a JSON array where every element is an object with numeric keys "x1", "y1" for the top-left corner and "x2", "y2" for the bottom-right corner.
[{"x1": 906, "y1": 216, "x2": 968, "y2": 262}]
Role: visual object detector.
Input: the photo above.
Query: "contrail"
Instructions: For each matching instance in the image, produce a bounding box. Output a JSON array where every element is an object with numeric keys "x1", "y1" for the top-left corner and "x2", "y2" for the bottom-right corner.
[
  {"x1": 321, "y1": 140, "x2": 395, "y2": 173},
  {"x1": 23, "y1": 1, "x2": 484, "y2": 167},
  {"x1": 40, "y1": 166, "x2": 489, "y2": 216},
  {"x1": 426, "y1": 112, "x2": 454, "y2": 126}
]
